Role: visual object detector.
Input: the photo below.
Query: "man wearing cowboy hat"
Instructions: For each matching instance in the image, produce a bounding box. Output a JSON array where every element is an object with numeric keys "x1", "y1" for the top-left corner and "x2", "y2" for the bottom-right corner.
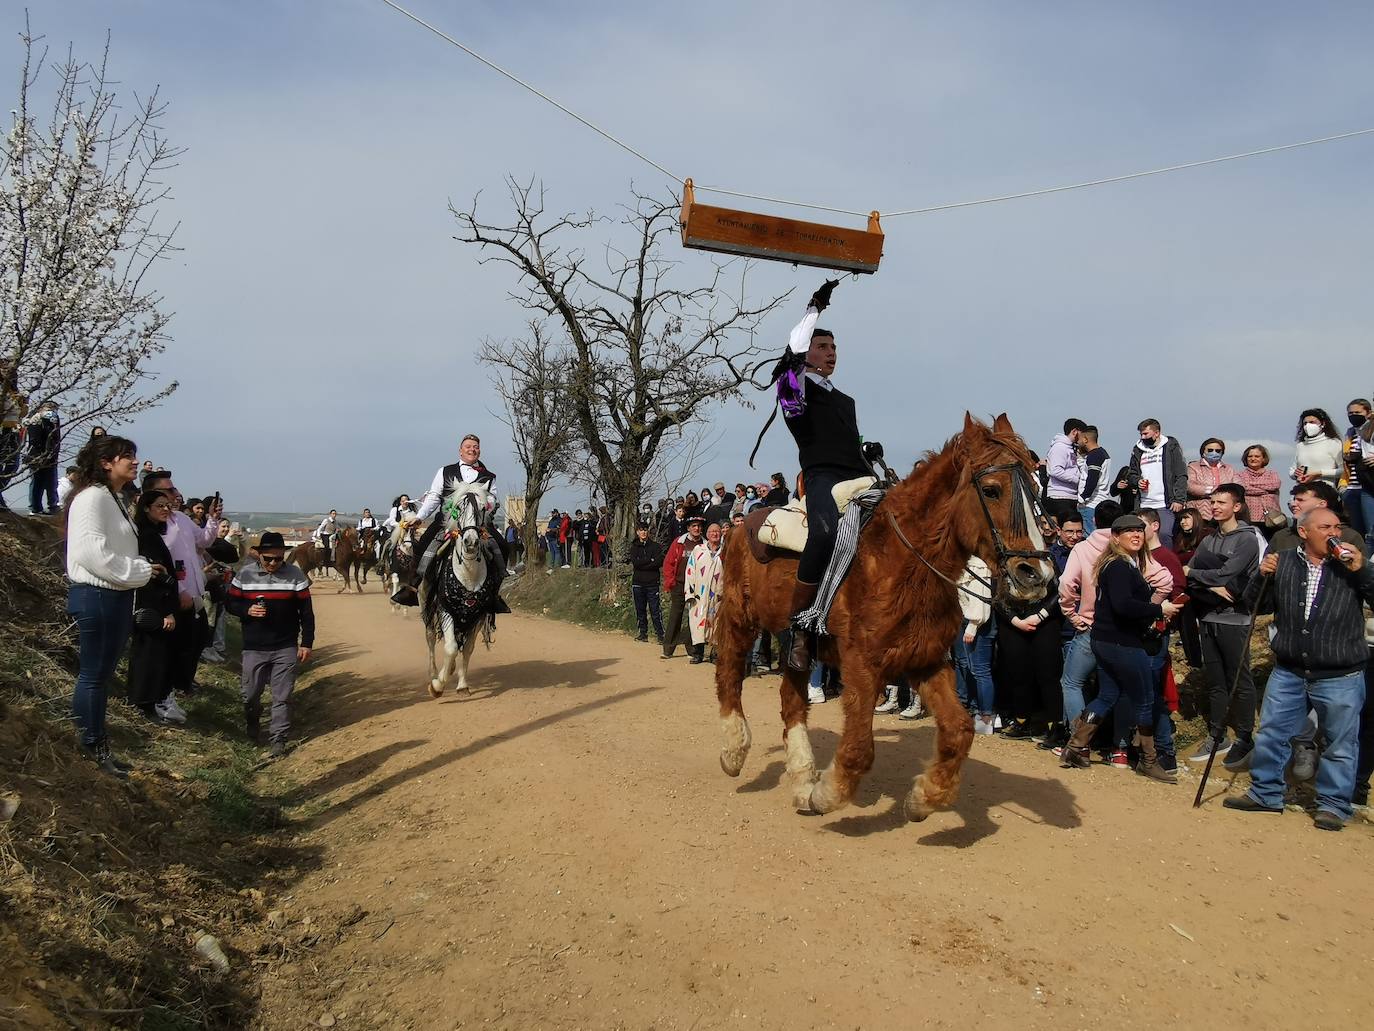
[
  {"x1": 226, "y1": 531, "x2": 315, "y2": 758},
  {"x1": 391, "y1": 433, "x2": 503, "y2": 606},
  {"x1": 660, "y1": 514, "x2": 706, "y2": 659}
]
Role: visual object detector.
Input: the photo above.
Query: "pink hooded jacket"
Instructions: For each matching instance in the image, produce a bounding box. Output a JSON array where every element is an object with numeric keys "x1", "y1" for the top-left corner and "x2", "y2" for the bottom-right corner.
[{"x1": 1059, "y1": 528, "x2": 1173, "y2": 628}]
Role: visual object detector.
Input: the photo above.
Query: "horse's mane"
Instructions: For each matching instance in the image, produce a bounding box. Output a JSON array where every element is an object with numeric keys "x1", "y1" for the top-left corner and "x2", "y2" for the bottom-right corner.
[{"x1": 874, "y1": 418, "x2": 1034, "y2": 575}]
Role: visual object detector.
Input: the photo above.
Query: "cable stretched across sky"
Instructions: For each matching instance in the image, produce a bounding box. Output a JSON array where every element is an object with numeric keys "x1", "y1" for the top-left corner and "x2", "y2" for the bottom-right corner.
[{"x1": 378, "y1": 0, "x2": 1374, "y2": 221}]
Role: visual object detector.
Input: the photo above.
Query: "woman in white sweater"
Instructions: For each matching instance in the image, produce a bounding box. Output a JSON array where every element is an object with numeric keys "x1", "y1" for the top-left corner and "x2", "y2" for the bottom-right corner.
[
  {"x1": 66, "y1": 435, "x2": 161, "y2": 776},
  {"x1": 1291, "y1": 408, "x2": 1344, "y2": 488}
]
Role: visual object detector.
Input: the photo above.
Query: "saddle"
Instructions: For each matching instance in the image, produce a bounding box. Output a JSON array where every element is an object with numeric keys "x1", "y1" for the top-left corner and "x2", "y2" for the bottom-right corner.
[{"x1": 745, "y1": 476, "x2": 876, "y2": 564}]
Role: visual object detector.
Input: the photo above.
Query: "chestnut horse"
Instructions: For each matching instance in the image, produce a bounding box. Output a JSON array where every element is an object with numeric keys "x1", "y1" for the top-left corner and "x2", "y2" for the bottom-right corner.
[
  {"x1": 334, "y1": 526, "x2": 377, "y2": 594},
  {"x1": 713, "y1": 413, "x2": 1053, "y2": 822}
]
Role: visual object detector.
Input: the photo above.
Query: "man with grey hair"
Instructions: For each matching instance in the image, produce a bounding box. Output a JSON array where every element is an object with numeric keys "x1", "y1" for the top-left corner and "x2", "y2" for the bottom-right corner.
[{"x1": 1225, "y1": 507, "x2": 1374, "y2": 830}]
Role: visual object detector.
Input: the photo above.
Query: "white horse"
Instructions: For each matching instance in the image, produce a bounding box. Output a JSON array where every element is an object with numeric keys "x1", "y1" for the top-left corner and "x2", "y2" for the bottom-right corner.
[{"x1": 418, "y1": 480, "x2": 500, "y2": 697}]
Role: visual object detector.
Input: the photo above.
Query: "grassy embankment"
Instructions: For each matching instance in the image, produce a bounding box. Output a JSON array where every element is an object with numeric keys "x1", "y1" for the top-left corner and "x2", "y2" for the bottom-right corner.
[{"x1": 0, "y1": 512, "x2": 335, "y2": 1030}]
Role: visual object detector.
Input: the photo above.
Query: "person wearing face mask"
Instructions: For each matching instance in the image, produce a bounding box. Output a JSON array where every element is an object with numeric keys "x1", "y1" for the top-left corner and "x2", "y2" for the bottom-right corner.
[
  {"x1": 1290, "y1": 408, "x2": 1343, "y2": 488},
  {"x1": 1186, "y1": 438, "x2": 1237, "y2": 522},
  {"x1": 1127, "y1": 419, "x2": 1188, "y2": 546},
  {"x1": 1340, "y1": 399, "x2": 1372, "y2": 544}
]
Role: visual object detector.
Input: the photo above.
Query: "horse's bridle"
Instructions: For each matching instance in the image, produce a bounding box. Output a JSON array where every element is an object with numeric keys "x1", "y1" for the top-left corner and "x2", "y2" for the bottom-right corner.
[
  {"x1": 443, "y1": 490, "x2": 484, "y2": 544},
  {"x1": 882, "y1": 441, "x2": 1051, "y2": 605}
]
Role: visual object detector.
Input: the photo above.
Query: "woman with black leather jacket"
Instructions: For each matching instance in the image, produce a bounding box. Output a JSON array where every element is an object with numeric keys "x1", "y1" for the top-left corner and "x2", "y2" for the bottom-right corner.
[{"x1": 127, "y1": 489, "x2": 180, "y2": 720}]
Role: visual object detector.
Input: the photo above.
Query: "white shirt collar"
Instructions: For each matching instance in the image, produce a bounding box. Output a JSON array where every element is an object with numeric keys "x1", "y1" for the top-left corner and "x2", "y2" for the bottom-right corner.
[{"x1": 804, "y1": 370, "x2": 834, "y2": 391}]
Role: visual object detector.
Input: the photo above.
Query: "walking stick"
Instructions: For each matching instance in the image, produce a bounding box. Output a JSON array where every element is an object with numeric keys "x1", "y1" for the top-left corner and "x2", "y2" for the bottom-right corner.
[{"x1": 1193, "y1": 573, "x2": 1270, "y2": 808}]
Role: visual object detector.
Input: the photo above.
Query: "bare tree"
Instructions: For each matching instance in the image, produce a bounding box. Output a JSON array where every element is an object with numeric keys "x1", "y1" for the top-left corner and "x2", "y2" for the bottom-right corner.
[
  {"x1": 476, "y1": 320, "x2": 577, "y2": 565},
  {"x1": 0, "y1": 21, "x2": 180, "y2": 477},
  {"x1": 451, "y1": 178, "x2": 789, "y2": 583}
]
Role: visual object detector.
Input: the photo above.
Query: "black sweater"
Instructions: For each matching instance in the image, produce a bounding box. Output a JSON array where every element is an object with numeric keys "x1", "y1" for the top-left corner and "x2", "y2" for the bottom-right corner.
[
  {"x1": 627, "y1": 539, "x2": 665, "y2": 588},
  {"x1": 1245, "y1": 550, "x2": 1374, "y2": 679},
  {"x1": 1091, "y1": 558, "x2": 1163, "y2": 649}
]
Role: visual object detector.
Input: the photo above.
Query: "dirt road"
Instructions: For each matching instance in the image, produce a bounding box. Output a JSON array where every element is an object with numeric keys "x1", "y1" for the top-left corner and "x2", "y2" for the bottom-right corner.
[{"x1": 257, "y1": 587, "x2": 1374, "y2": 1030}]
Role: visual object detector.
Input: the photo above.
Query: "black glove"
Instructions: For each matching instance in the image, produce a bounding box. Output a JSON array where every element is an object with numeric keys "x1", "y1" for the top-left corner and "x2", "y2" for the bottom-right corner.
[{"x1": 810, "y1": 278, "x2": 840, "y2": 312}]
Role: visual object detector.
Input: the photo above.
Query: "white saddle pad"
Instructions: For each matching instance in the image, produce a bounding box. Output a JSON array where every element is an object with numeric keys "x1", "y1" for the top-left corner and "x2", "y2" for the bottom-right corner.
[{"x1": 757, "y1": 476, "x2": 876, "y2": 554}]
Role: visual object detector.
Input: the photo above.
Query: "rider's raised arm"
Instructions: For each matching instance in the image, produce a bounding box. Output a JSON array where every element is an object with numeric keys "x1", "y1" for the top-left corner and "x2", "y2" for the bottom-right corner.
[
  {"x1": 414, "y1": 467, "x2": 445, "y2": 522},
  {"x1": 787, "y1": 305, "x2": 820, "y2": 355}
]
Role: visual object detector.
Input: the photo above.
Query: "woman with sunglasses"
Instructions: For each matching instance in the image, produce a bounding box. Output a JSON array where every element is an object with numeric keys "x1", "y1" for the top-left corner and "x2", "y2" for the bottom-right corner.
[
  {"x1": 64, "y1": 435, "x2": 161, "y2": 775},
  {"x1": 1060, "y1": 514, "x2": 1181, "y2": 778}
]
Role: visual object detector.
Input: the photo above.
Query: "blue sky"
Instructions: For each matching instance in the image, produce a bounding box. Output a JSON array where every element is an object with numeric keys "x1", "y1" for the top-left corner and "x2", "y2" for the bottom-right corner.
[{"x1": 9, "y1": 1, "x2": 1372, "y2": 513}]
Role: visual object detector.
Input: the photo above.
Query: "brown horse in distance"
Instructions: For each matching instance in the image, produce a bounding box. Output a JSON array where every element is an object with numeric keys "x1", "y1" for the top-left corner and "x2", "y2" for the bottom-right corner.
[
  {"x1": 287, "y1": 541, "x2": 321, "y2": 581},
  {"x1": 333, "y1": 526, "x2": 378, "y2": 594},
  {"x1": 712, "y1": 413, "x2": 1054, "y2": 822}
]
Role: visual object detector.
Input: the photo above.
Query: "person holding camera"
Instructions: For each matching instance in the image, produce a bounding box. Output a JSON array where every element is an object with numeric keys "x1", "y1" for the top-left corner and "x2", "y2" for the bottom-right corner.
[
  {"x1": 127, "y1": 489, "x2": 181, "y2": 721},
  {"x1": 225, "y1": 532, "x2": 314, "y2": 757},
  {"x1": 1128, "y1": 419, "x2": 1188, "y2": 546},
  {"x1": 65, "y1": 435, "x2": 159, "y2": 776},
  {"x1": 1059, "y1": 514, "x2": 1182, "y2": 777},
  {"x1": 1224, "y1": 508, "x2": 1374, "y2": 830}
]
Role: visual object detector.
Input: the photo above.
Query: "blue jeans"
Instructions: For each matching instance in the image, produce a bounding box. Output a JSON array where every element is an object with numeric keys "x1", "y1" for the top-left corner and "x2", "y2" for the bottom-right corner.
[
  {"x1": 545, "y1": 535, "x2": 560, "y2": 568},
  {"x1": 29, "y1": 465, "x2": 58, "y2": 513},
  {"x1": 1246, "y1": 666, "x2": 1365, "y2": 819},
  {"x1": 952, "y1": 620, "x2": 996, "y2": 714},
  {"x1": 68, "y1": 583, "x2": 134, "y2": 747},
  {"x1": 631, "y1": 584, "x2": 663, "y2": 638},
  {"x1": 1060, "y1": 631, "x2": 1096, "y2": 721},
  {"x1": 1087, "y1": 639, "x2": 1153, "y2": 728},
  {"x1": 1078, "y1": 505, "x2": 1096, "y2": 534},
  {"x1": 1149, "y1": 634, "x2": 1175, "y2": 758}
]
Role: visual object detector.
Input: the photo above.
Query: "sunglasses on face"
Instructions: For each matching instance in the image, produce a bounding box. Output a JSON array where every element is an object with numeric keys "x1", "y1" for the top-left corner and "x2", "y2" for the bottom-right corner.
[{"x1": 260, "y1": 555, "x2": 285, "y2": 564}]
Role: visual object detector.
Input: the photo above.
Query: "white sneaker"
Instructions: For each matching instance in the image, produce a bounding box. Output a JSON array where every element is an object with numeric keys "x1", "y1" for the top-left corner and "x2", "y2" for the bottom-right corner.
[
  {"x1": 973, "y1": 714, "x2": 995, "y2": 736},
  {"x1": 899, "y1": 700, "x2": 925, "y2": 720},
  {"x1": 874, "y1": 686, "x2": 900, "y2": 713},
  {"x1": 807, "y1": 685, "x2": 826, "y2": 705},
  {"x1": 156, "y1": 696, "x2": 188, "y2": 724}
]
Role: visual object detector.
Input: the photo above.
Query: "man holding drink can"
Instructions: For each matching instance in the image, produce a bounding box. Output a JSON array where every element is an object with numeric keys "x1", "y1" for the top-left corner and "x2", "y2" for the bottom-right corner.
[
  {"x1": 226, "y1": 531, "x2": 315, "y2": 757},
  {"x1": 1127, "y1": 419, "x2": 1188, "y2": 547}
]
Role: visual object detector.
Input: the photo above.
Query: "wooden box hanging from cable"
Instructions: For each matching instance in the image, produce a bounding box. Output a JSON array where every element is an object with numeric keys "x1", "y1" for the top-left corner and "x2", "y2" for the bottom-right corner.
[{"x1": 679, "y1": 179, "x2": 884, "y2": 274}]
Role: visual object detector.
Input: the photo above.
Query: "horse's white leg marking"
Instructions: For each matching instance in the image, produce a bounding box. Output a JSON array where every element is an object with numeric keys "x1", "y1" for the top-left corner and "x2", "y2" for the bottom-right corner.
[
  {"x1": 806, "y1": 764, "x2": 849, "y2": 816},
  {"x1": 456, "y1": 629, "x2": 479, "y2": 694},
  {"x1": 784, "y1": 724, "x2": 819, "y2": 810},
  {"x1": 719, "y1": 713, "x2": 752, "y2": 777}
]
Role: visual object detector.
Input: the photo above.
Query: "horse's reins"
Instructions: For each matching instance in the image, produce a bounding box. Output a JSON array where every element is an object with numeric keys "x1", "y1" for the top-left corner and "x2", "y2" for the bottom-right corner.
[
  {"x1": 881, "y1": 508, "x2": 998, "y2": 604},
  {"x1": 880, "y1": 435, "x2": 1046, "y2": 605}
]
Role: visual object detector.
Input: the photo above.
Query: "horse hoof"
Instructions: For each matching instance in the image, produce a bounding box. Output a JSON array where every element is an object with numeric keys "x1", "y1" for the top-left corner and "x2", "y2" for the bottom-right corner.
[
  {"x1": 807, "y1": 772, "x2": 848, "y2": 815},
  {"x1": 791, "y1": 780, "x2": 818, "y2": 812},
  {"x1": 718, "y1": 714, "x2": 751, "y2": 777},
  {"x1": 905, "y1": 793, "x2": 934, "y2": 822},
  {"x1": 428, "y1": 682, "x2": 444, "y2": 698}
]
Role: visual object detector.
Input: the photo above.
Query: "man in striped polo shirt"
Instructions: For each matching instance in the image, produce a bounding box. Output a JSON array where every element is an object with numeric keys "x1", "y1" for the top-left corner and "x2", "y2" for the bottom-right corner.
[{"x1": 226, "y1": 531, "x2": 315, "y2": 757}]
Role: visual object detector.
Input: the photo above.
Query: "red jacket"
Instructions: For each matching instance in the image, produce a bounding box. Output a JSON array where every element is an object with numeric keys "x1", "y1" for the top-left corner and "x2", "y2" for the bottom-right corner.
[{"x1": 662, "y1": 535, "x2": 691, "y2": 591}]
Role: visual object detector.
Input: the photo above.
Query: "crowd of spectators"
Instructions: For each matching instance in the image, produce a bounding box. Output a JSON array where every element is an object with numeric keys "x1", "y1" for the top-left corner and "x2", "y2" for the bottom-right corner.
[
  {"x1": 560, "y1": 403, "x2": 1374, "y2": 831},
  {"x1": 50, "y1": 430, "x2": 314, "y2": 777}
]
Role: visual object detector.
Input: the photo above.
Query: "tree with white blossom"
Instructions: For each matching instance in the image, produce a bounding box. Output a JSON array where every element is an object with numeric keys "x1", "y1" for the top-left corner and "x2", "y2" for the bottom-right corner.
[{"x1": 0, "y1": 22, "x2": 180, "y2": 474}]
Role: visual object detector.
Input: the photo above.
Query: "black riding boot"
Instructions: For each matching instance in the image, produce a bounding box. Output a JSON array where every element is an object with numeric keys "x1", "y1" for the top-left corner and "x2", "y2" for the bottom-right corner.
[{"x1": 785, "y1": 580, "x2": 820, "y2": 672}]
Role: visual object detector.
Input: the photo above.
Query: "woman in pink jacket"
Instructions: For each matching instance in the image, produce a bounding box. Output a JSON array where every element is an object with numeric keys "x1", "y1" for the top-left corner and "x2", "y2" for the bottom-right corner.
[
  {"x1": 1235, "y1": 444, "x2": 1281, "y2": 523},
  {"x1": 1185, "y1": 438, "x2": 1237, "y2": 521}
]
